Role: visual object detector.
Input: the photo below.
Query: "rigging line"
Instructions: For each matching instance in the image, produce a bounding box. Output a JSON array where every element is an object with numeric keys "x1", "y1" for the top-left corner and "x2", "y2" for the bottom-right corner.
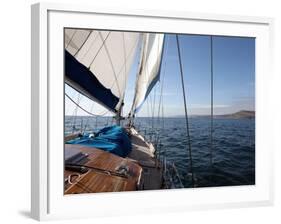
[
  {"x1": 146, "y1": 94, "x2": 150, "y2": 125},
  {"x1": 83, "y1": 102, "x2": 95, "y2": 133},
  {"x1": 95, "y1": 116, "x2": 98, "y2": 130},
  {"x1": 98, "y1": 32, "x2": 122, "y2": 96},
  {"x1": 132, "y1": 33, "x2": 150, "y2": 115},
  {"x1": 72, "y1": 92, "x2": 81, "y2": 133},
  {"x1": 156, "y1": 36, "x2": 168, "y2": 161},
  {"x1": 152, "y1": 35, "x2": 160, "y2": 134},
  {"x1": 69, "y1": 93, "x2": 77, "y2": 127},
  {"x1": 144, "y1": 34, "x2": 151, "y2": 121},
  {"x1": 156, "y1": 83, "x2": 162, "y2": 148},
  {"x1": 87, "y1": 31, "x2": 111, "y2": 69},
  {"x1": 65, "y1": 84, "x2": 72, "y2": 117},
  {"x1": 157, "y1": 36, "x2": 169, "y2": 125},
  {"x1": 113, "y1": 34, "x2": 139, "y2": 118},
  {"x1": 160, "y1": 37, "x2": 169, "y2": 135},
  {"x1": 110, "y1": 35, "x2": 139, "y2": 91},
  {"x1": 74, "y1": 30, "x2": 94, "y2": 58},
  {"x1": 148, "y1": 94, "x2": 153, "y2": 127},
  {"x1": 153, "y1": 86, "x2": 158, "y2": 145},
  {"x1": 106, "y1": 116, "x2": 109, "y2": 126},
  {"x1": 122, "y1": 32, "x2": 127, "y2": 101},
  {"x1": 65, "y1": 83, "x2": 117, "y2": 114},
  {"x1": 161, "y1": 97, "x2": 165, "y2": 130},
  {"x1": 146, "y1": 94, "x2": 150, "y2": 120},
  {"x1": 157, "y1": 77, "x2": 163, "y2": 125},
  {"x1": 130, "y1": 33, "x2": 146, "y2": 116},
  {"x1": 143, "y1": 94, "x2": 150, "y2": 140},
  {"x1": 149, "y1": 94, "x2": 154, "y2": 142},
  {"x1": 66, "y1": 30, "x2": 77, "y2": 49},
  {"x1": 210, "y1": 36, "x2": 214, "y2": 166},
  {"x1": 65, "y1": 93, "x2": 109, "y2": 117},
  {"x1": 115, "y1": 32, "x2": 128, "y2": 123},
  {"x1": 176, "y1": 35, "x2": 195, "y2": 188},
  {"x1": 152, "y1": 86, "x2": 156, "y2": 129},
  {"x1": 156, "y1": 36, "x2": 169, "y2": 152},
  {"x1": 80, "y1": 117, "x2": 84, "y2": 132},
  {"x1": 161, "y1": 81, "x2": 165, "y2": 135}
]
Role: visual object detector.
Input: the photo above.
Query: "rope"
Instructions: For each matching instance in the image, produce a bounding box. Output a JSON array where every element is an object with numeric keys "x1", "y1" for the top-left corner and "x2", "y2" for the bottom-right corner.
[
  {"x1": 65, "y1": 93, "x2": 109, "y2": 117},
  {"x1": 71, "y1": 93, "x2": 81, "y2": 133},
  {"x1": 148, "y1": 94, "x2": 154, "y2": 142},
  {"x1": 95, "y1": 116, "x2": 98, "y2": 130},
  {"x1": 80, "y1": 117, "x2": 84, "y2": 132},
  {"x1": 210, "y1": 36, "x2": 214, "y2": 166},
  {"x1": 129, "y1": 34, "x2": 145, "y2": 119},
  {"x1": 157, "y1": 36, "x2": 169, "y2": 125},
  {"x1": 115, "y1": 32, "x2": 128, "y2": 124},
  {"x1": 155, "y1": 36, "x2": 169, "y2": 161},
  {"x1": 65, "y1": 85, "x2": 76, "y2": 116},
  {"x1": 65, "y1": 163, "x2": 129, "y2": 179},
  {"x1": 151, "y1": 35, "x2": 161, "y2": 139},
  {"x1": 122, "y1": 32, "x2": 127, "y2": 101},
  {"x1": 83, "y1": 102, "x2": 94, "y2": 133},
  {"x1": 67, "y1": 173, "x2": 81, "y2": 185},
  {"x1": 152, "y1": 90, "x2": 155, "y2": 126},
  {"x1": 176, "y1": 35, "x2": 195, "y2": 187}
]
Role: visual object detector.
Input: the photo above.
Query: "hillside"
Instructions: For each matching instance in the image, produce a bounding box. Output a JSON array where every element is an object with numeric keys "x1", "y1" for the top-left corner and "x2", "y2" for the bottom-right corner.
[
  {"x1": 173, "y1": 110, "x2": 255, "y2": 119},
  {"x1": 217, "y1": 110, "x2": 255, "y2": 119}
]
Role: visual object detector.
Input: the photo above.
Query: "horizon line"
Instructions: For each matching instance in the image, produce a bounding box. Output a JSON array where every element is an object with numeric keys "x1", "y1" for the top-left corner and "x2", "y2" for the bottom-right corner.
[{"x1": 65, "y1": 110, "x2": 255, "y2": 117}]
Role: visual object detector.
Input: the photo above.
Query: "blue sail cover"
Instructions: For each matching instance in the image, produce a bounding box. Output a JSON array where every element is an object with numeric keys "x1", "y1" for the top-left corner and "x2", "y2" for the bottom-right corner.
[
  {"x1": 65, "y1": 50, "x2": 119, "y2": 112},
  {"x1": 66, "y1": 125, "x2": 132, "y2": 157}
]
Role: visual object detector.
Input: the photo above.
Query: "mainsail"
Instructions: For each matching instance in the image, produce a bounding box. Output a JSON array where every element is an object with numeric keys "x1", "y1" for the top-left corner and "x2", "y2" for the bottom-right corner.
[
  {"x1": 65, "y1": 29, "x2": 140, "y2": 112},
  {"x1": 130, "y1": 33, "x2": 165, "y2": 114}
]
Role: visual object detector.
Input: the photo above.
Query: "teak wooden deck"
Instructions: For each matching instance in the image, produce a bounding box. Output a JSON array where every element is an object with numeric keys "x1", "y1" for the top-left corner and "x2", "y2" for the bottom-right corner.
[
  {"x1": 64, "y1": 127, "x2": 163, "y2": 194},
  {"x1": 64, "y1": 144, "x2": 142, "y2": 194}
]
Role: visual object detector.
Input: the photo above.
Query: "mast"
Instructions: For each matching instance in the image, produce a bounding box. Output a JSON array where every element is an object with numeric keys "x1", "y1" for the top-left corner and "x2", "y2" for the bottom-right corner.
[{"x1": 115, "y1": 101, "x2": 124, "y2": 126}]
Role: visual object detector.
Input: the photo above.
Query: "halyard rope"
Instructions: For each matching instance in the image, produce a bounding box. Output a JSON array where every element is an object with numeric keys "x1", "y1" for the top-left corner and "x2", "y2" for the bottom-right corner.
[{"x1": 176, "y1": 35, "x2": 195, "y2": 187}]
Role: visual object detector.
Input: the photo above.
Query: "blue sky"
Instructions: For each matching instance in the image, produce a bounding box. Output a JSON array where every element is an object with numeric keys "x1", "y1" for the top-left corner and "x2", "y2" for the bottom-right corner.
[{"x1": 65, "y1": 33, "x2": 255, "y2": 117}]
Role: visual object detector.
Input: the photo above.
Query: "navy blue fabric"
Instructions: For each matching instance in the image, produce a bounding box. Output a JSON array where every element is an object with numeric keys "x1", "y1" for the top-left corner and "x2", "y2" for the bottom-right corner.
[
  {"x1": 65, "y1": 50, "x2": 119, "y2": 111},
  {"x1": 66, "y1": 125, "x2": 132, "y2": 157}
]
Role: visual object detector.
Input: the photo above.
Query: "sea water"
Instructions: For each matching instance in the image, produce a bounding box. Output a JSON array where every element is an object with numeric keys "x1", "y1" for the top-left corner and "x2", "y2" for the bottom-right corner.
[{"x1": 65, "y1": 116, "x2": 255, "y2": 188}]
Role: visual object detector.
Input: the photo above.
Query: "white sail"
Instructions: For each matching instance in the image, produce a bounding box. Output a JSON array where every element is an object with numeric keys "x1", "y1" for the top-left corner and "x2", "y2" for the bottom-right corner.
[
  {"x1": 130, "y1": 33, "x2": 165, "y2": 114},
  {"x1": 65, "y1": 28, "x2": 140, "y2": 111}
]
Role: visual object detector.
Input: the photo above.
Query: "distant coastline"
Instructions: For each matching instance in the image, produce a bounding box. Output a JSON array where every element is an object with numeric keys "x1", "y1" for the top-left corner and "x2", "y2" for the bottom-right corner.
[
  {"x1": 214, "y1": 110, "x2": 255, "y2": 119},
  {"x1": 174, "y1": 110, "x2": 255, "y2": 119}
]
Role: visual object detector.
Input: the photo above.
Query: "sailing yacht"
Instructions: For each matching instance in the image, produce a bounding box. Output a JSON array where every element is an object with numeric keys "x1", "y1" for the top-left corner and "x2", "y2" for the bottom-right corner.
[{"x1": 63, "y1": 29, "x2": 184, "y2": 194}]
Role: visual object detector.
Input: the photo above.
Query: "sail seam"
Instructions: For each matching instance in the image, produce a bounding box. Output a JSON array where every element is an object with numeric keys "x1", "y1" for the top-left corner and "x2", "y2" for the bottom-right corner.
[
  {"x1": 66, "y1": 29, "x2": 77, "y2": 49},
  {"x1": 74, "y1": 30, "x2": 94, "y2": 58},
  {"x1": 98, "y1": 32, "x2": 122, "y2": 97},
  {"x1": 87, "y1": 31, "x2": 111, "y2": 69}
]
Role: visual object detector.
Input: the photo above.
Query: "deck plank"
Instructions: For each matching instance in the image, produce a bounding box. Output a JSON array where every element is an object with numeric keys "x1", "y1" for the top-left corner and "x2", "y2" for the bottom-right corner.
[
  {"x1": 64, "y1": 144, "x2": 142, "y2": 194},
  {"x1": 127, "y1": 127, "x2": 163, "y2": 190}
]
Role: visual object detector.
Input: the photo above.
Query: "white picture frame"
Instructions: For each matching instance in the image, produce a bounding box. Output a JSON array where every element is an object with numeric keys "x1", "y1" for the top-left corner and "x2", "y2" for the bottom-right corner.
[{"x1": 31, "y1": 2, "x2": 274, "y2": 221}]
